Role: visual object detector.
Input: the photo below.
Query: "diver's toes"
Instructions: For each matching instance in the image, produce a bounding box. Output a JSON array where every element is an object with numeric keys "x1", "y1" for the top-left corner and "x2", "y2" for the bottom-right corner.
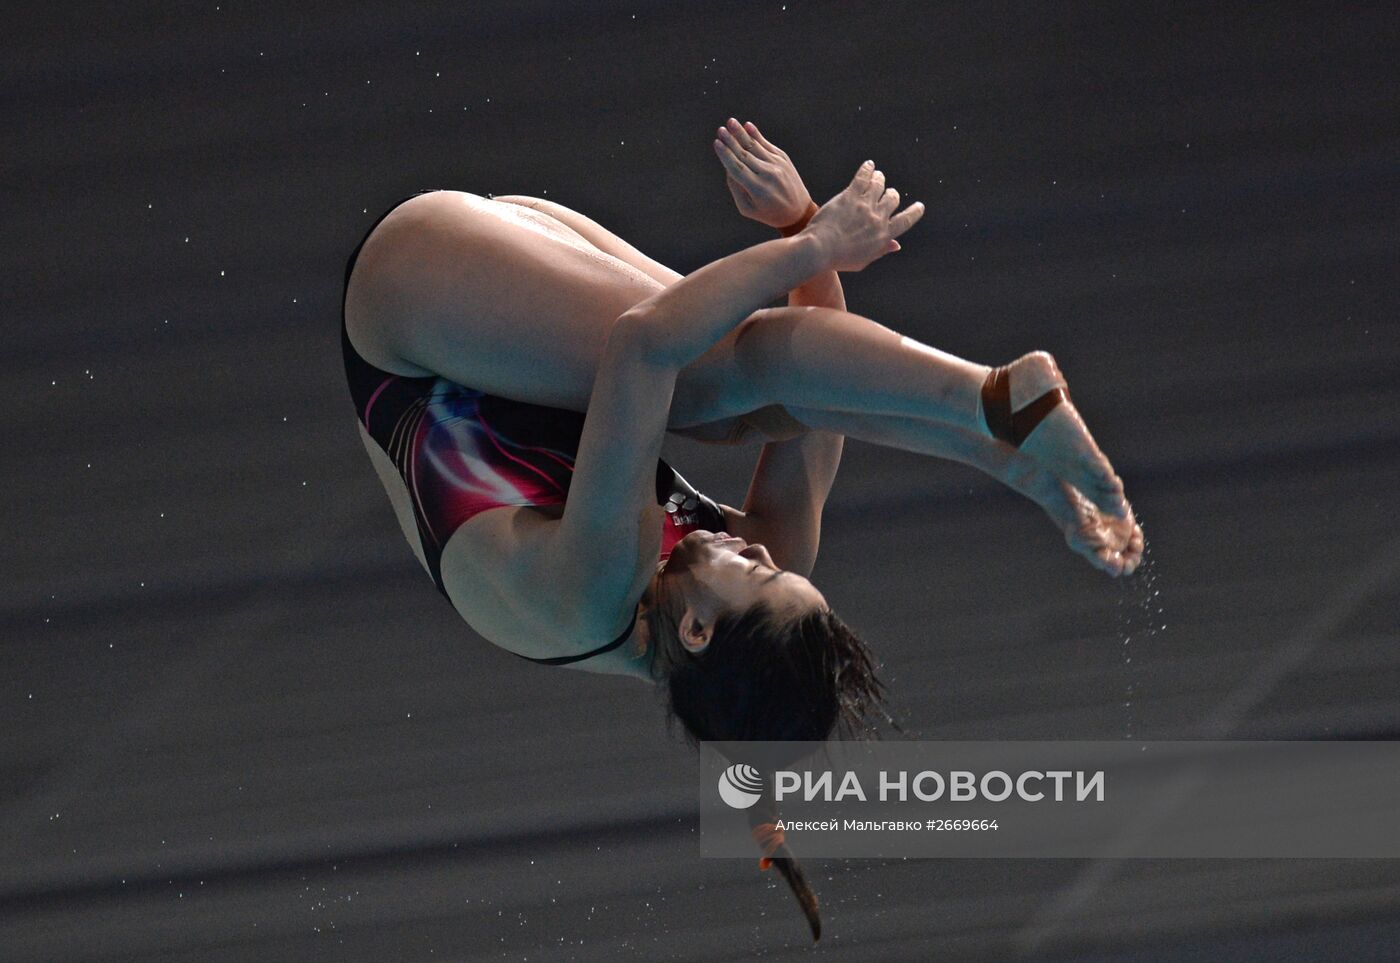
[
  {"x1": 1085, "y1": 476, "x2": 1127, "y2": 517},
  {"x1": 1123, "y1": 549, "x2": 1142, "y2": 575},
  {"x1": 1094, "y1": 468, "x2": 1123, "y2": 497},
  {"x1": 1099, "y1": 481, "x2": 1131, "y2": 518}
]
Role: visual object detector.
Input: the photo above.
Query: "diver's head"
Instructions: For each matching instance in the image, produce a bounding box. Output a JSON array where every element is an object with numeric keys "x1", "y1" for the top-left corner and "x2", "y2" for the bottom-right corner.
[
  {"x1": 650, "y1": 530, "x2": 826, "y2": 654},
  {"x1": 643, "y1": 530, "x2": 886, "y2": 744}
]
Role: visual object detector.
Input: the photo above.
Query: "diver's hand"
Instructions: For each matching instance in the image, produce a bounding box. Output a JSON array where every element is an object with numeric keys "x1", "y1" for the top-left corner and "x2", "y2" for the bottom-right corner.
[
  {"x1": 804, "y1": 161, "x2": 924, "y2": 273},
  {"x1": 712, "y1": 118, "x2": 815, "y2": 229}
]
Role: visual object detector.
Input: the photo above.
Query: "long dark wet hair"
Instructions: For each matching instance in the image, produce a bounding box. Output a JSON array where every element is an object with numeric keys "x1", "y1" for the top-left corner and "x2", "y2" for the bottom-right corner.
[
  {"x1": 663, "y1": 605, "x2": 887, "y2": 745},
  {"x1": 654, "y1": 603, "x2": 891, "y2": 941}
]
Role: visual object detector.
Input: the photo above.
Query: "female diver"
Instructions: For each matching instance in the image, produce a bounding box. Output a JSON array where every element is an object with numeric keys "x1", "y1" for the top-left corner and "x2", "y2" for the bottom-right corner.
[{"x1": 341, "y1": 119, "x2": 1143, "y2": 938}]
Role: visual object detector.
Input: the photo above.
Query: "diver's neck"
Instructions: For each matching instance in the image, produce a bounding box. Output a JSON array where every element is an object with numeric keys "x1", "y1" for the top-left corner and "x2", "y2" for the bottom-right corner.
[{"x1": 631, "y1": 604, "x2": 684, "y2": 684}]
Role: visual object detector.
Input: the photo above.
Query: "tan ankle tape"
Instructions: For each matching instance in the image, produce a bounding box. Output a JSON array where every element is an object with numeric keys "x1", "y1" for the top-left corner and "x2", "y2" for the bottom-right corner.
[
  {"x1": 981, "y1": 365, "x2": 1070, "y2": 447},
  {"x1": 981, "y1": 366, "x2": 1015, "y2": 443}
]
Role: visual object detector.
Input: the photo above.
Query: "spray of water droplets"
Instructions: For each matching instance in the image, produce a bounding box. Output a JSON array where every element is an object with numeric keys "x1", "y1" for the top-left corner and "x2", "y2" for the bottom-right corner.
[{"x1": 1116, "y1": 524, "x2": 1163, "y2": 740}]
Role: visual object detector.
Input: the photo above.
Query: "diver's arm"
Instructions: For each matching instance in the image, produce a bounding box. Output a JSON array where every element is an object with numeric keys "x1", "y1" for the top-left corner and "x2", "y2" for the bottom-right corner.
[
  {"x1": 547, "y1": 162, "x2": 913, "y2": 647},
  {"x1": 723, "y1": 226, "x2": 849, "y2": 578},
  {"x1": 722, "y1": 267, "x2": 851, "y2": 576},
  {"x1": 713, "y1": 117, "x2": 849, "y2": 314},
  {"x1": 622, "y1": 233, "x2": 829, "y2": 366},
  {"x1": 723, "y1": 431, "x2": 844, "y2": 578},
  {"x1": 714, "y1": 118, "x2": 850, "y2": 577}
]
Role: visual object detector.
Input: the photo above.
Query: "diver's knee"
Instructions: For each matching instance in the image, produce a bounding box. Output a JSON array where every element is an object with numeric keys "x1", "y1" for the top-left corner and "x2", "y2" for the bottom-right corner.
[{"x1": 732, "y1": 308, "x2": 806, "y2": 401}]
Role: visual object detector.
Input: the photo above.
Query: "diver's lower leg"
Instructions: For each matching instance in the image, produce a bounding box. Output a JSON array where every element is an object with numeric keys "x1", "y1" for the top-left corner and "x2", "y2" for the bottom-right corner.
[
  {"x1": 732, "y1": 306, "x2": 990, "y2": 433},
  {"x1": 736, "y1": 307, "x2": 1127, "y2": 517}
]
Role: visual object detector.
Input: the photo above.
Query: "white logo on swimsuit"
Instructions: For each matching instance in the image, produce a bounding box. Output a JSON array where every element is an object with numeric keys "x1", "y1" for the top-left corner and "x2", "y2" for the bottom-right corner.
[
  {"x1": 717, "y1": 764, "x2": 764, "y2": 809},
  {"x1": 664, "y1": 492, "x2": 700, "y2": 527}
]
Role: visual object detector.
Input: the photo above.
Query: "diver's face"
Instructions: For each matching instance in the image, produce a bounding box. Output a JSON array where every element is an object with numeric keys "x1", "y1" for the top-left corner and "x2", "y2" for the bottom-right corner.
[{"x1": 657, "y1": 531, "x2": 827, "y2": 652}]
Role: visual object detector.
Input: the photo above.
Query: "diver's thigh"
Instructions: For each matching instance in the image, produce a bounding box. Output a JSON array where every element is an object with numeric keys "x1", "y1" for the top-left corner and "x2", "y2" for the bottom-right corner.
[{"x1": 347, "y1": 190, "x2": 664, "y2": 409}]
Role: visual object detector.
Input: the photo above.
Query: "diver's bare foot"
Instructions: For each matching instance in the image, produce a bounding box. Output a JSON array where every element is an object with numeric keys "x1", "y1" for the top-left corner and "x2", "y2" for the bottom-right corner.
[
  {"x1": 1045, "y1": 481, "x2": 1143, "y2": 576},
  {"x1": 991, "y1": 351, "x2": 1129, "y2": 519},
  {"x1": 997, "y1": 442, "x2": 1142, "y2": 575}
]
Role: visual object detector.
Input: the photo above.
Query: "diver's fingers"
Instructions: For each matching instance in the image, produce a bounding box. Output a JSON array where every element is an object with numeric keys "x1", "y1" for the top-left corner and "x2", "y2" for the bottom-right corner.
[
  {"x1": 889, "y1": 201, "x2": 926, "y2": 237},
  {"x1": 714, "y1": 134, "x2": 759, "y2": 181}
]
